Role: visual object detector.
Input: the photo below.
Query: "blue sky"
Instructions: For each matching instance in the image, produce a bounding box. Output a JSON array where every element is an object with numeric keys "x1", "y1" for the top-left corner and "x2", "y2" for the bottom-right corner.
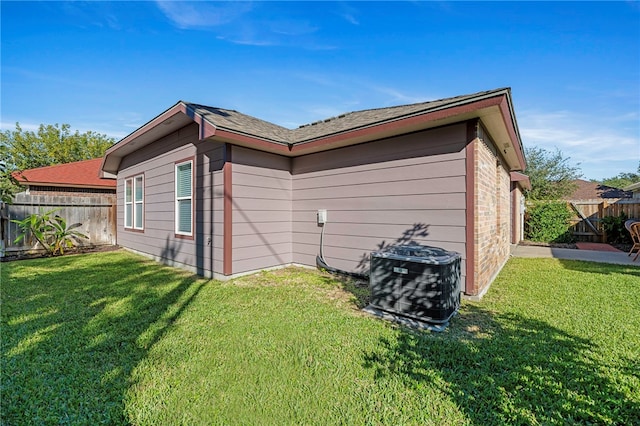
[{"x1": 1, "y1": 1, "x2": 639, "y2": 181}]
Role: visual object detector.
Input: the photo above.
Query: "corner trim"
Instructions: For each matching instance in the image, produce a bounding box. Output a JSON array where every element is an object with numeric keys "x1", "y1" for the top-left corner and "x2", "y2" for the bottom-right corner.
[
  {"x1": 465, "y1": 120, "x2": 478, "y2": 295},
  {"x1": 223, "y1": 144, "x2": 233, "y2": 275}
]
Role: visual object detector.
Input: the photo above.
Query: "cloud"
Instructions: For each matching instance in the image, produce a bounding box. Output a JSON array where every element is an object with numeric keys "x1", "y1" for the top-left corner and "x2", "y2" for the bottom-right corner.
[
  {"x1": 519, "y1": 109, "x2": 640, "y2": 179},
  {"x1": 0, "y1": 118, "x2": 131, "y2": 141},
  {"x1": 369, "y1": 85, "x2": 433, "y2": 105},
  {"x1": 336, "y1": 2, "x2": 360, "y2": 25},
  {"x1": 0, "y1": 122, "x2": 40, "y2": 132},
  {"x1": 155, "y1": 2, "x2": 336, "y2": 49},
  {"x1": 156, "y1": 1, "x2": 253, "y2": 29}
]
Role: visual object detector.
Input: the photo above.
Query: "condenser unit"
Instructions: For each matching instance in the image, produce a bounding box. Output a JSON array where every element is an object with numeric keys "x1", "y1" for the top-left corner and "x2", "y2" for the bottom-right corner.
[{"x1": 368, "y1": 244, "x2": 461, "y2": 326}]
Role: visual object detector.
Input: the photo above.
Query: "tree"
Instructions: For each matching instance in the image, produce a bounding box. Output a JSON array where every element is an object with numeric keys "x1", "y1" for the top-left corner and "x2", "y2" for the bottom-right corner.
[
  {"x1": 0, "y1": 122, "x2": 115, "y2": 171},
  {"x1": 0, "y1": 158, "x2": 22, "y2": 203},
  {"x1": 600, "y1": 163, "x2": 640, "y2": 189},
  {"x1": 524, "y1": 146, "x2": 582, "y2": 200}
]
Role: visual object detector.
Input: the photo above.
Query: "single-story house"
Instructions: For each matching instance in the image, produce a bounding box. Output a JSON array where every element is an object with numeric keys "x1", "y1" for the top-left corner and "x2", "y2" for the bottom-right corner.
[
  {"x1": 564, "y1": 179, "x2": 632, "y2": 200},
  {"x1": 101, "y1": 88, "x2": 529, "y2": 297},
  {"x1": 624, "y1": 182, "x2": 640, "y2": 199},
  {"x1": 12, "y1": 158, "x2": 116, "y2": 196}
]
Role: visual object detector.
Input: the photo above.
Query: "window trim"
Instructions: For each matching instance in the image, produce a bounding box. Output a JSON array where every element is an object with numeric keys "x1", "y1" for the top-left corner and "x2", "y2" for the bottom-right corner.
[
  {"x1": 124, "y1": 173, "x2": 144, "y2": 232},
  {"x1": 175, "y1": 158, "x2": 194, "y2": 239}
]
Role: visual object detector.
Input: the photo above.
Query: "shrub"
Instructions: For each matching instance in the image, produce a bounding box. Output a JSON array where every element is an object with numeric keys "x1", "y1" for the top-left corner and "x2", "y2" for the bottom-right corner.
[
  {"x1": 12, "y1": 208, "x2": 87, "y2": 255},
  {"x1": 525, "y1": 201, "x2": 574, "y2": 243},
  {"x1": 601, "y1": 212, "x2": 631, "y2": 244}
]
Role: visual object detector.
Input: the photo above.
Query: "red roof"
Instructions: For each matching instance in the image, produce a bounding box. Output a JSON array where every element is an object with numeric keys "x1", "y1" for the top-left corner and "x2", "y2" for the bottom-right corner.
[{"x1": 13, "y1": 158, "x2": 116, "y2": 189}]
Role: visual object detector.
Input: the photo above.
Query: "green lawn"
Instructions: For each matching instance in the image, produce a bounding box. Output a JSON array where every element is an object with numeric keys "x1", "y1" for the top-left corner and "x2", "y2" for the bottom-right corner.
[{"x1": 2, "y1": 251, "x2": 639, "y2": 425}]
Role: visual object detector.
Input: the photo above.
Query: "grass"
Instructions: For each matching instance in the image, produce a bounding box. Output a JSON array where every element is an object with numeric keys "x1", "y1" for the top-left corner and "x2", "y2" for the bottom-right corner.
[{"x1": 2, "y1": 251, "x2": 639, "y2": 425}]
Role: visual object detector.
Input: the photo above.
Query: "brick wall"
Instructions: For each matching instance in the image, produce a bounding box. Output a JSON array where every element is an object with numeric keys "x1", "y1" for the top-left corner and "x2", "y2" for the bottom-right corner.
[{"x1": 471, "y1": 131, "x2": 512, "y2": 296}]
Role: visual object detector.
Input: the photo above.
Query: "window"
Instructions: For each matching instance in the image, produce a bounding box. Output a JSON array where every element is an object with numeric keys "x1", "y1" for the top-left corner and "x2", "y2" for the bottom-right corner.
[
  {"x1": 124, "y1": 174, "x2": 144, "y2": 230},
  {"x1": 175, "y1": 160, "x2": 193, "y2": 236}
]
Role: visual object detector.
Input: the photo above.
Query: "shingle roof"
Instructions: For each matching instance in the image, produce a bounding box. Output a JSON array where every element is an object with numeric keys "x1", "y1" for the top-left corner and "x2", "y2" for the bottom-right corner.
[
  {"x1": 102, "y1": 87, "x2": 525, "y2": 176},
  {"x1": 186, "y1": 104, "x2": 293, "y2": 144},
  {"x1": 13, "y1": 158, "x2": 116, "y2": 188},
  {"x1": 290, "y1": 89, "x2": 501, "y2": 143},
  {"x1": 185, "y1": 88, "x2": 509, "y2": 144},
  {"x1": 565, "y1": 179, "x2": 631, "y2": 200}
]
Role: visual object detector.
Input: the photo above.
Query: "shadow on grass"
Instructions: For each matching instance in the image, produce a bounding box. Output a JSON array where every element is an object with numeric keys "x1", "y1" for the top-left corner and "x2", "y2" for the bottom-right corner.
[
  {"x1": 556, "y1": 257, "x2": 640, "y2": 277},
  {"x1": 362, "y1": 304, "x2": 639, "y2": 424},
  {"x1": 1, "y1": 250, "x2": 207, "y2": 425}
]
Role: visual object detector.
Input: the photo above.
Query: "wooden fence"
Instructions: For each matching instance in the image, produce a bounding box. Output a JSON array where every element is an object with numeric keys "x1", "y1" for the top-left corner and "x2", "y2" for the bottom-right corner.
[
  {"x1": 567, "y1": 199, "x2": 640, "y2": 242},
  {"x1": 1, "y1": 193, "x2": 116, "y2": 256}
]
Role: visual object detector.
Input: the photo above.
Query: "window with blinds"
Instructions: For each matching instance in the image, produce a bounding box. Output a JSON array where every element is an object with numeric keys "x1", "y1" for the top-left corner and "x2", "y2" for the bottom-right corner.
[
  {"x1": 124, "y1": 174, "x2": 144, "y2": 230},
  {"x1": 175, "y1": 160, "x2": 193, "y2": 236}
]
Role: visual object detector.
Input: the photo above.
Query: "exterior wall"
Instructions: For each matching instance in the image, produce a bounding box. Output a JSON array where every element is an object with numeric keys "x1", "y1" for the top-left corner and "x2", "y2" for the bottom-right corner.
[
  {"x1": 511, "y1": 184, "x2": 525, "y2": 244},
  {"x1": 114, "y1": 119, "x2": 517, "y2": 295},
  {"x1": 231, "y1": 146, "x2": 292, "y2": 274},
  {"x1": 117, "y1": 123, "x2": 225, "y2": 277},
  {"x1": 471, "y1": 129, "x2": 512, "y2": 296},
  {"x1": 291, "y1": 123, "x2": 468, "y2": 287}
]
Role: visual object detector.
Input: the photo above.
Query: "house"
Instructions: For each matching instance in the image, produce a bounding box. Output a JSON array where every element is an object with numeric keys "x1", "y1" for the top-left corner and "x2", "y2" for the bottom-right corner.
[
  {"x1": 564, "y1": 179, "x2": 632, "y2": 200},
  {"x1": 101, "y1": 88, "x2": 529, "y2": 298},
  {"x1": 623, "y1": 182, "x2": 640, "y2": 199},
  {"x1": 12, "y1": 158, "x2": 116, "y2": 195},
  {"x1": 3, "y1": 159, "x2": 117, "y2": 254}
]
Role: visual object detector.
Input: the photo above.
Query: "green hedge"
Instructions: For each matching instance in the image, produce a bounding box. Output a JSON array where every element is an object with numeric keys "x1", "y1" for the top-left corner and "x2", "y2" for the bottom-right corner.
[
  {"x1": 525, "y1": 201, "x2": 574, "y2": 243},
  {"x1": 601, "y1": 212, "x2": 631, "y2": 244}
]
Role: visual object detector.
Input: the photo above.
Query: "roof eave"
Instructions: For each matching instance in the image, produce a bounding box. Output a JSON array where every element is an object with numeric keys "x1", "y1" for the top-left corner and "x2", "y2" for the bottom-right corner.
[
  {"x1": 100, "y1": 101, "x2": 218, "y2": 176},
  {"x1": 289, "y1": 89, "x2": 526, "y2": 171},
  {"x1": 18, "y1": 181, "x2": 116, "y2": 190},
  {"x1": 101, "y1": 88, "x2": 527, "y2": 173},
  {"x1": 100, "y1": 102, "x2": 293, "y2": 175},
  {"x1": 623, "y1": 182, "x2": 640, "y2": 191},
  {"x1": 510, "y1": 171, "x2": 532, "y2": 190}
]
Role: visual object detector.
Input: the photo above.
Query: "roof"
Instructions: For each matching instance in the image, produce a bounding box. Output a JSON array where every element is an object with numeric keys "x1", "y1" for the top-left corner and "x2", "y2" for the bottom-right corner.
[
  {"x1": 510, "y1": 171, "x2": 532, "y2": 190},
  {"x1": 187, "y1": 89, "x2": 510, "y2": 144},
  {"x1": 102, "y1": 88, "x2": 526, "y2": 177},
  {"x1": 623, "y1": 181, "x2": 640, "y2": 192},
  {"x1": 13, "y1": 158, "x2": 116, "y2": 189},
  {"x1": 565, "y1": 179, "x2": 632, "y2": 200}
]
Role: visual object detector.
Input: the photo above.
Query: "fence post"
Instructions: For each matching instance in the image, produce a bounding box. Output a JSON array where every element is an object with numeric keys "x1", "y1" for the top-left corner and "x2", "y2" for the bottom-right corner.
[{"x1": 599, "y1": 201, "x2": 607, "y2": 243}]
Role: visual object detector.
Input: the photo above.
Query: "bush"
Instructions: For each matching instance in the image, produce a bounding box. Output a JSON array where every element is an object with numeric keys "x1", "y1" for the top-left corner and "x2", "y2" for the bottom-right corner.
[
  {"x1": 525, "y1": 201, "x2": 574, "y2": 243},
  {"x1": 601, "y1": 212, "x2": 631, "y2": 245}
]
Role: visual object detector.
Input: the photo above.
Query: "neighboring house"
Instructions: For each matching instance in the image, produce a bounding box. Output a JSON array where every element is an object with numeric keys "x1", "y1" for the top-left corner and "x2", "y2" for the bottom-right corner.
[
  {"x1": 564, "y1": 179, "x2": 632, "y2": 200},
  {"x1": 623, "y1": 182, "x2": 640, "y2": 199},
  {"x1": 13, "y1": 158, "x2": 116, "y2": 196},
  {"x1": 3, "y1": 159, "x2": 117, "y2": 255},
  {"x1": 101, "y1": 88, "x2": 529, "y2": 298}
]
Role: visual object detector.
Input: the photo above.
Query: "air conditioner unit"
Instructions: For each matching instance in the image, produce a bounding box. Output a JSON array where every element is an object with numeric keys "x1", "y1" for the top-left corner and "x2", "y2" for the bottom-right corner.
[{"x1": 368, "y1": 244, "x2": 461, "y2": 326}]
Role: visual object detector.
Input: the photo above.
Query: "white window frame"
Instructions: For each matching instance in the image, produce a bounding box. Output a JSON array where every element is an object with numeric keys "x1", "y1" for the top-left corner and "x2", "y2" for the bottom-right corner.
[
  {"x1": 124, "y1": 178, "x2": 133, "y2": 229},
  {"x1": 175, "y1": 160, "x2": 193, "y2": 236},
  {"x1": 124, "y1": 174, "x2": 144, "y2": 230}
]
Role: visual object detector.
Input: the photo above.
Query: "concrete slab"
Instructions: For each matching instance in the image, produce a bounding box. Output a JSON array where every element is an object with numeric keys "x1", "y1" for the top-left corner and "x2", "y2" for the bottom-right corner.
[{"x1": 575, "y1": 242, "x2": 622, "y2": 252}]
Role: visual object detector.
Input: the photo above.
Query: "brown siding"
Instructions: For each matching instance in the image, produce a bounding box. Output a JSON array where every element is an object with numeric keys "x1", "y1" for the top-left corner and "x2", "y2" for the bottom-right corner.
[
  {"x1": 231, "y1": 146, "x2": 292, "y2": 273},
  {"x1": 291, "y1": 123, "x2": 468, "y2": 284},
  {"x1": 117, "y1": 123, "x2": 225, "y2": 277}
]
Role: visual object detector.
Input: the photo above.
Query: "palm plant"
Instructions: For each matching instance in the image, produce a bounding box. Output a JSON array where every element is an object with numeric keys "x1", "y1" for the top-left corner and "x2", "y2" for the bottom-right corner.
[{"x1": 12, "y1": 208, "x2": 87, "y2": 255}]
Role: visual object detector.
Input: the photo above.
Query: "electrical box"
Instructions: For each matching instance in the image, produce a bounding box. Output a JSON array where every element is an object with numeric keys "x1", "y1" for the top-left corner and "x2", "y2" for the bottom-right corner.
[{"x1": 317, "y1": 209, "x2": 327, "y2": 225}]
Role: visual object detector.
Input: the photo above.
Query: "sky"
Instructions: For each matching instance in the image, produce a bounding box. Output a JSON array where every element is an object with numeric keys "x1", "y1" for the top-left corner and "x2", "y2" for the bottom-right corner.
[{"x1": 1, "y1": 1, "x2": 639, "y2": 181}]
